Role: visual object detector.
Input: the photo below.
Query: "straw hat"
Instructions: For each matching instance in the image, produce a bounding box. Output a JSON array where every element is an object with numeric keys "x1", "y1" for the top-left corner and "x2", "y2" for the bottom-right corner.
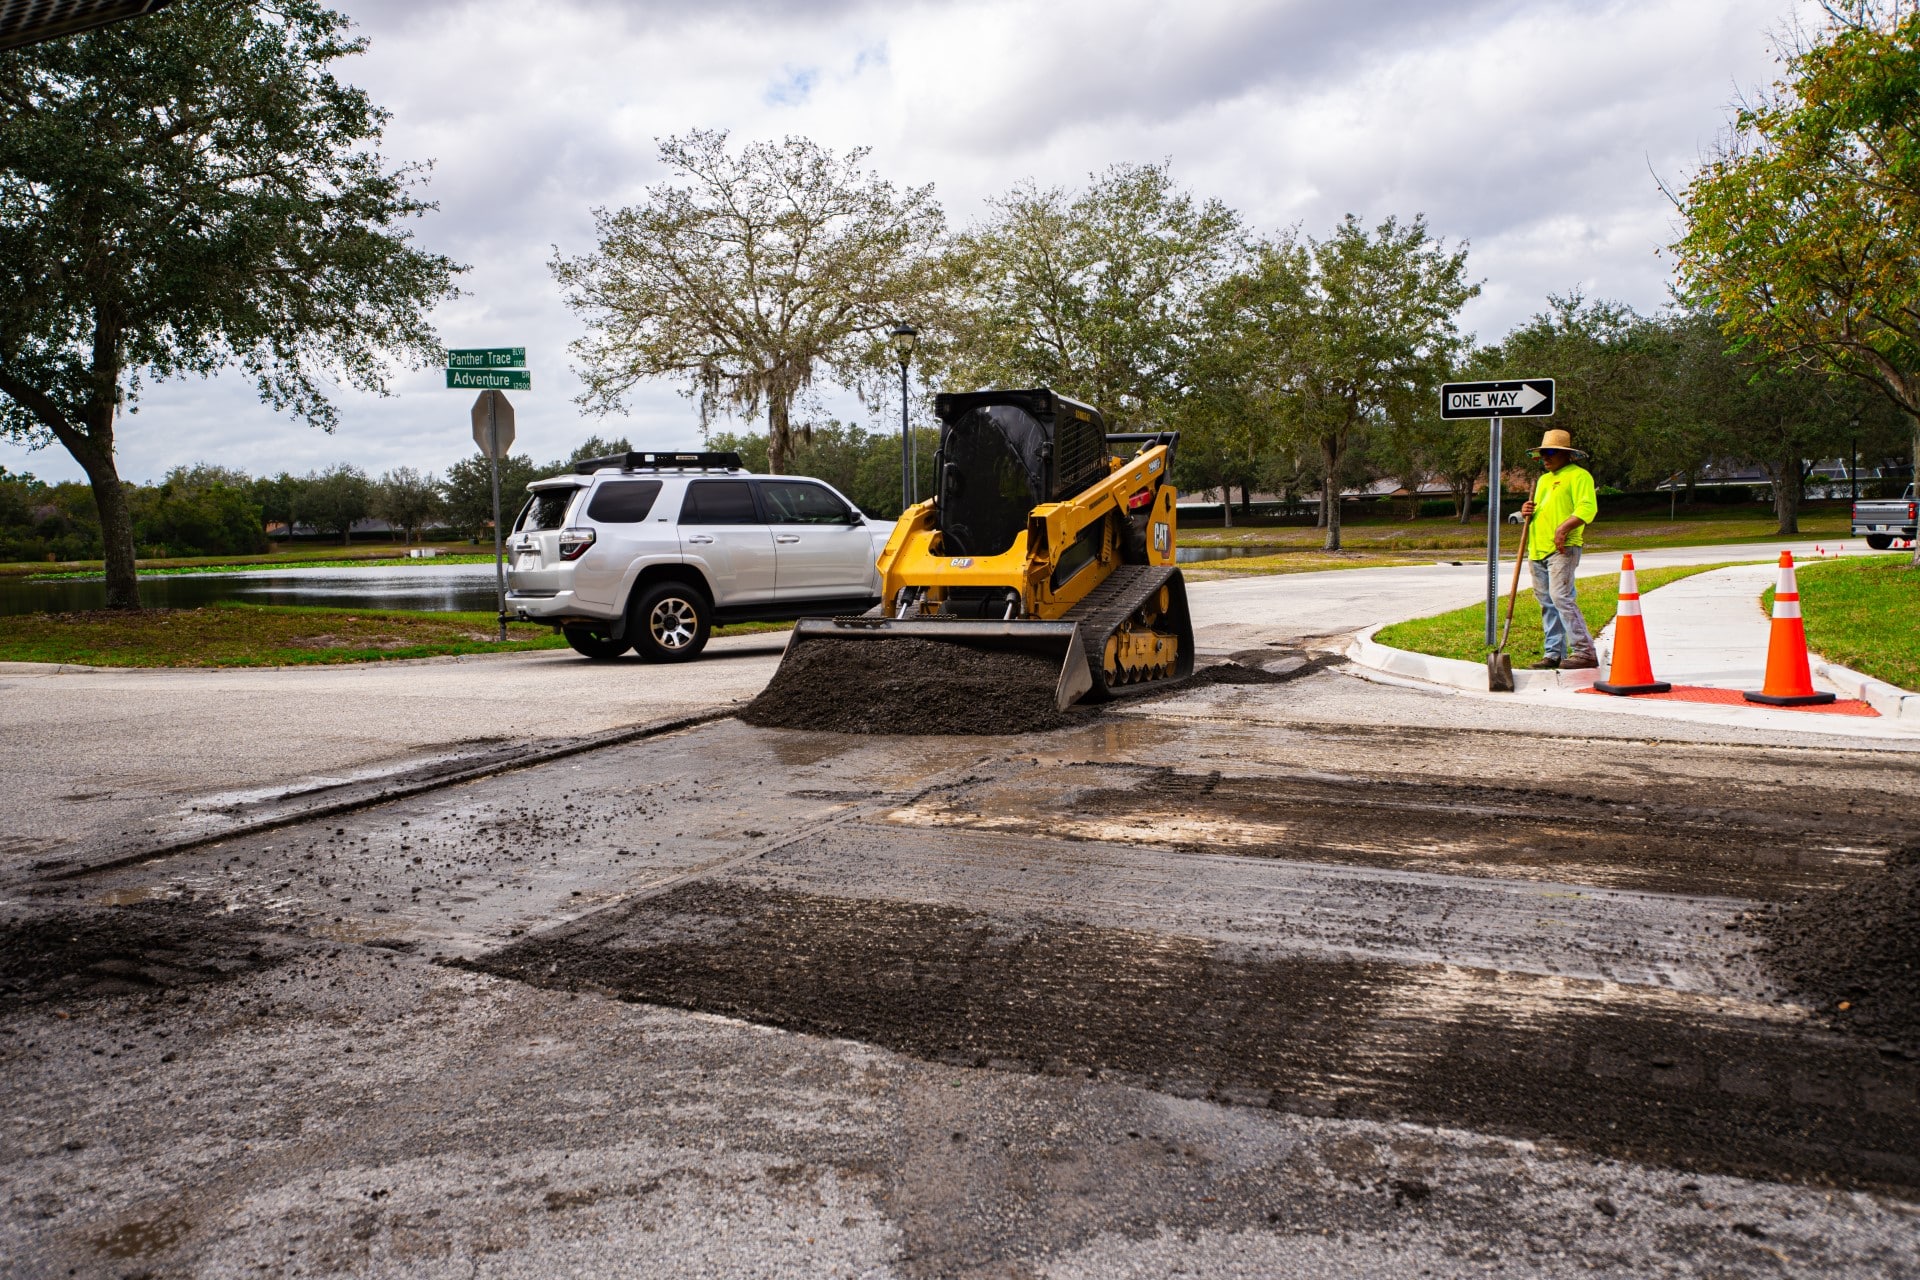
[{"x1": 1528, "y1": 428, "x2": 1587, "y2": 459}]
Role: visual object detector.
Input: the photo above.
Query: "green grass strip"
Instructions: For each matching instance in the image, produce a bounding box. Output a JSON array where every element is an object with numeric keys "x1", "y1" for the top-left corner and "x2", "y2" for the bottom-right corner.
[
  {"x1": 1374, "y1": 562, "x2": 1743, "y2": 664},
  {"x1": 1766, "y1": 555, "x2": 1920, "y2": 691}
]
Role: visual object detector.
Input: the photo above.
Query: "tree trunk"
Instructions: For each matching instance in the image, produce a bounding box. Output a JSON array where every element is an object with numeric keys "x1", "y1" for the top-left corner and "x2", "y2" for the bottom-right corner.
[
  {"x1": 1238, "y1": 483, "x2": 1252, "y2": 520},
  {"x1": 767, "y1": 391, "x2": 792, "y2": 476},
  {"x1": 70, "y1": 427, "x2": 140, "y2": 610},
  {"x1": 1769, "y1": 447, "x2": 1800, "y2": 536},
  {"x1": 1910, "y1": 415, "x2": 1920, "y2": 569},
  {"x1": 1321, "y1": 436, "x2": 1343, "y2": 552},
  {"x1": 1220, "y1": 486, "x2": 1233, "y2": 528}
]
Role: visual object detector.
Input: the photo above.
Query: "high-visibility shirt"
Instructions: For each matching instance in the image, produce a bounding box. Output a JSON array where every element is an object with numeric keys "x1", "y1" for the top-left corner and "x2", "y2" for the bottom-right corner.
[{"x1": 1528, "y1": 463, "x2": 1598, "y2": 560}]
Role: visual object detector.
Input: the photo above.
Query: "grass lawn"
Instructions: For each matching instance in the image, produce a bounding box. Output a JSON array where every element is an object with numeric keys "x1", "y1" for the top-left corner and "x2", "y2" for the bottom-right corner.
[
  {"x1": 0, "y1": 603, "x2": 791, "y2": 668},
  {"x1": 1182, "y1": 550, "x2": 1434, "y2": 577},
  {"x1": 1768, "y1": 555, "x2": 1920, "y2": 691},
  {"x1": 1180, "y1": 507, "x2": 1849, "y2": 553},
  {"x1": 1374, "y1": 562, "x2": 1741, "y2": 664}
]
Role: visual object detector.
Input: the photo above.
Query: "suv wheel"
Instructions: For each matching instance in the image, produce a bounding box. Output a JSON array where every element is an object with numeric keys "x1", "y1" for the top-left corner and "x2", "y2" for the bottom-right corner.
[
  {"x1": 631, "y1": 582, "x2": 711, "y2": 662},
  {"x1": 563, "y1": 625, "x2": 630, "y2": 661}
]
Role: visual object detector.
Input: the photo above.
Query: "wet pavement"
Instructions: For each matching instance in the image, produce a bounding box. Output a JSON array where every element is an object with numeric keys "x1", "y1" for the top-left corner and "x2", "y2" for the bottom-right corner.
[{"x1": 5, "y1": 657, "x2": 1919, "y2": 1277}]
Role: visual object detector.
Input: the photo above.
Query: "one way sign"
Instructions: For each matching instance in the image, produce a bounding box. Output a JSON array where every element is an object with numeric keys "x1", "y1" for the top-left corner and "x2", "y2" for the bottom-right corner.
[{"x1": 1439, "y1": 378, "x2": 1555, "y2": 420}]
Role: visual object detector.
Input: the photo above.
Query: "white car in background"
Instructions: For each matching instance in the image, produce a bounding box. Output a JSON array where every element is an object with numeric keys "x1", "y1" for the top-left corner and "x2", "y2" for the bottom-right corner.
[{"x1": 504, "y1": 451, "x2": 890, "y2": 661}]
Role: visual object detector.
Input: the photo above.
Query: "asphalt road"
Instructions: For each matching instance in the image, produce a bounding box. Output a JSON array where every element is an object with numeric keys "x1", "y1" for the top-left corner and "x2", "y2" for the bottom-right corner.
[{"x1": 3, "y1": 546, "x2": 1916, "y2": 1277}]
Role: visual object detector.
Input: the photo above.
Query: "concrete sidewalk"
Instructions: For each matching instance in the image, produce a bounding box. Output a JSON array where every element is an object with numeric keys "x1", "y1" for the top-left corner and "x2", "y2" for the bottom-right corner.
[{"x1": 1351, "y1": 557, "x2": 1920, "y2": 738}]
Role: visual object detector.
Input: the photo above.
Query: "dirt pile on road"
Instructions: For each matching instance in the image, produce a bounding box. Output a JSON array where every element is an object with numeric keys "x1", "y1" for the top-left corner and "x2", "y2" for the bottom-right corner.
[
  {"x1": 1753, "y1": 844, "x2": 1920, "y2": 1050},
  {"x1": 741, "y1": 637, "x2": 1084, "y2": 735}
]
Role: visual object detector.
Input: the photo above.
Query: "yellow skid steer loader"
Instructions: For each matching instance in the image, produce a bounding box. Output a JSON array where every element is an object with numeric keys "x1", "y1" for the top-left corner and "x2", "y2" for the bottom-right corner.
[{"x1": 778, "y1": 388, "x2": 1194, "y2": 710}]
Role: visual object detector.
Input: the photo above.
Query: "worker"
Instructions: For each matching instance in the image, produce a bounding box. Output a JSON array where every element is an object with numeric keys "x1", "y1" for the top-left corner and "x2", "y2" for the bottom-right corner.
[{"x1": 1518, "y1": 429, "x2": 1599, "y2": 670}]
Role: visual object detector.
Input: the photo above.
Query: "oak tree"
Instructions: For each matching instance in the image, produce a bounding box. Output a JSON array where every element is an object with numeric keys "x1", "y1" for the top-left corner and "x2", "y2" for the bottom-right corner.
[
  {"x1": 553, "y1": 131, "x2": 943, "y2": 475},
  {"x1": 0, "y1": 1, "x2": 461, "y2": 605}
]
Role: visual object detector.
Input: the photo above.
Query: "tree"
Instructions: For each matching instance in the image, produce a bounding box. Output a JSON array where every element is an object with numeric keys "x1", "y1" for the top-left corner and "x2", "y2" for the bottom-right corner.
[
  {"x1": 132, "y1": 464, "x2": 267, "y2": 557},
  {"x1": 553, "y1": 131, "x2": 943, "y2": 475},
  {"x1": 567, "y1": 434, "x2": 632, "y2": 466},
  {"x1": 0, "y1": 2, "x2": 462, "y2": 607},
  {"x1": 442, "y1": 452, "x2": 542, "y2": 540},
  {"x1": 372, "y1": 466, "x2": 442, "y2": 545},
  {"x1": 251, "y1": 472, "x2": 305, "y2": 542},
  {"x1": 1673, "y1": 1, "x2": 1920, "y2": 564},
  {"x1": 942, "y1": 163, "x2": 1244, "y2": 428},
  {"x1": 295, "y1": 464, "x2": 370, "y2": 545},
  {"x1": 1258, "y1": 216, "x2": 1476, "y2": 550}
]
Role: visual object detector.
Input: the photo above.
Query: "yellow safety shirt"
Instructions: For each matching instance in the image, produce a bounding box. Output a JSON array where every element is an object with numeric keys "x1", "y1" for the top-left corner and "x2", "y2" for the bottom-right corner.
[{"x1": 1528, "y1": 463, "x2": 1598, "y2": 560}]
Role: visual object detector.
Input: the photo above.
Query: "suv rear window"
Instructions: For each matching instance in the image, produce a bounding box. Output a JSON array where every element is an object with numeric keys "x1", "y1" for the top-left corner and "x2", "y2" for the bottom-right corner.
[
  {"x1": 586, "y1": 479, "x2": 663, "y2": 523},
  {"x1": 515, "y1": 487, "x2": 580, "y2": 532},
  {"x1": 678, "y1": 480, "x2": 758, "y2": 524}
]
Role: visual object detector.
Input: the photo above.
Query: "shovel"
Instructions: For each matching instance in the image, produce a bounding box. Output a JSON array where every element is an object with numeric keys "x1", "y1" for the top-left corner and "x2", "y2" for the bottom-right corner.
[{"x1": 1487, "y1": 513, "x2": 1531, "y2": 692}]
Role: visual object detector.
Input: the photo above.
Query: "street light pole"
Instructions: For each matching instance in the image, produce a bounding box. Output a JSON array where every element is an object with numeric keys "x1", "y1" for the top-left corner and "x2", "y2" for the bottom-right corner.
[{"x1": 888, "y1": 322, "x2": 919, "y2": 513}]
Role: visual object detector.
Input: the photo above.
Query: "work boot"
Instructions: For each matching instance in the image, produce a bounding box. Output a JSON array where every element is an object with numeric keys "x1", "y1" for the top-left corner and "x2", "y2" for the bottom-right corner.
[
  {"x1": 1528, "y1": 656, "x2": 1562, "y2": 670},
  {"x1": 1561, "y1": 653, "x2": 1599, "y2": 671}
]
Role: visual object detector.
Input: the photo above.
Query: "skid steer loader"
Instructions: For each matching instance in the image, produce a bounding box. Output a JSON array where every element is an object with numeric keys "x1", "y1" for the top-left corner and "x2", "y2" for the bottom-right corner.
[{"x1": 776, "y1": 387, "x2": 1194, "y2": 710}]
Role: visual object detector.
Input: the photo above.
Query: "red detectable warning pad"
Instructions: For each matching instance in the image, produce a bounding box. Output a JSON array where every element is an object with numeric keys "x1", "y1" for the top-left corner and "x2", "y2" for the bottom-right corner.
[{"x1": 1576, "y1": 684, "x2": 1879, "y2": 716}]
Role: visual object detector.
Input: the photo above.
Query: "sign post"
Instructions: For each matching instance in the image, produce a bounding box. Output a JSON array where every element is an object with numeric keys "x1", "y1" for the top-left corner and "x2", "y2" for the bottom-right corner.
[
  {"x1": 1440, "y1": 379, "x2": 1555, "y2": 648},
  {"x1": 471, "y1": 389, "x2": 517, "y2": 643},
  {"x1": 449, "y1": 347, "x2": 526, "y2": 643}
]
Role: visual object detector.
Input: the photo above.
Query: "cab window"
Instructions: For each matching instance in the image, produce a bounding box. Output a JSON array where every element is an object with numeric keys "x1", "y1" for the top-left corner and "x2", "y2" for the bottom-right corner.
[
  {"x1": 677, "y1": 480, "x2": 759, "y2": 524},
  {"x1": 759, "y1": 480, "x2": 854, "y2": 524},
  {"x1": 586, "y1": 480, "x2": 663, "y2": 523}
]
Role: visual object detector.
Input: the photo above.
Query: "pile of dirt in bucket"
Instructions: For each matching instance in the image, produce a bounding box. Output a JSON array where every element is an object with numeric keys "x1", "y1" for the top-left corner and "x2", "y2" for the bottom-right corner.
[
  {"x1": 1751, "y1": 844, "x2": 1920, "y2": 1050},
  {"x1": 741, "y1": 637, "x2": 1087, "y2": 735}
]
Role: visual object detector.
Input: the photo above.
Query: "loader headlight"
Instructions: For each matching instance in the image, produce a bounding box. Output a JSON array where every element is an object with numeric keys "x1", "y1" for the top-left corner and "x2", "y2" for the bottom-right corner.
[{"x1": 558, "y1": 527, "x2": 597, "y2": 561}]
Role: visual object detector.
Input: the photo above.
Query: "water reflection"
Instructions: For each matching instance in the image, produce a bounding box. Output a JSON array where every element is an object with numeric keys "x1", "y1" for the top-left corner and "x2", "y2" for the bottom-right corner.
[{"x1": 0, "y1": 564, "x2": 502, "y2": 617}]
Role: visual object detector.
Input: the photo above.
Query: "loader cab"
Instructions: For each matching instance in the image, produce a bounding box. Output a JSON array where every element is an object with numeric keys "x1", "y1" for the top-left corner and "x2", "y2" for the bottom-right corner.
[{"x1": 932, "y1": 388, "x2": 1108, "y2": 557}]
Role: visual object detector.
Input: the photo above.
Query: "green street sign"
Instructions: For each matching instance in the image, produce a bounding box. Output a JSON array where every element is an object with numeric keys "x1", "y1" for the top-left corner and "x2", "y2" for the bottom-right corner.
[
  {"x1": 447, "y1": 368, "x2": 531, "y2": 390},
  {"x1": 447, "y1": 346, "x2": 526, "y2": 369}
]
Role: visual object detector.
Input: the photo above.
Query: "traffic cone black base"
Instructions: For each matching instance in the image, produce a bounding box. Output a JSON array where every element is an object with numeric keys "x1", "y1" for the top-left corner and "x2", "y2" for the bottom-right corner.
[
  {"x1": 1742, "y1": 689, "x2": 1836, "y2": 707},
  {"x1": 1596, "y1": 679, "x2": 1671, "y2": 696}
]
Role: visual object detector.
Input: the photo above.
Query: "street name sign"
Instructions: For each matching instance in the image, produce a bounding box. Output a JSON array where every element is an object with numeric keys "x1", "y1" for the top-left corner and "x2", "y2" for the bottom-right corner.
[
  {"x1": 471, "y1": 391, "x2": 516, "y2": 458},
  {"x1": 1440, "y1": 378, "x2": 1554, "y2": 420},
  {"x1": 447, "y1": 347, "x2": 526, "y2": 369},
  {"x1": 448, "y1": 368, "x2": 531, "y2": 391}
]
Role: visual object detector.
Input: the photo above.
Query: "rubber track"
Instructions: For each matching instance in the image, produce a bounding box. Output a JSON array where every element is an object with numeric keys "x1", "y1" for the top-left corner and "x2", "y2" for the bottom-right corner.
[{"x1": 1061, "y1": 563, "x2": 1188, "y2": 699}]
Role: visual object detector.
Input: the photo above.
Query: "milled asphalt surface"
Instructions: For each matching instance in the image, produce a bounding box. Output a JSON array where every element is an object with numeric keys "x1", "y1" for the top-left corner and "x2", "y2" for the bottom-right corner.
[{"x1": 3, "y1": 539, "x2": 1917, "y2": 1278}]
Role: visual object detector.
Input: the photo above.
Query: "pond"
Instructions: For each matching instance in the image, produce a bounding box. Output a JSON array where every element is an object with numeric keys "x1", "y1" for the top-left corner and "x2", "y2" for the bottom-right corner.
[
  {"x1": 0, "y1": 564, "x2": 504, "y2": 617},
  {"x1": 0, "y1": 545, "x2": 1294, "y2": 617}
]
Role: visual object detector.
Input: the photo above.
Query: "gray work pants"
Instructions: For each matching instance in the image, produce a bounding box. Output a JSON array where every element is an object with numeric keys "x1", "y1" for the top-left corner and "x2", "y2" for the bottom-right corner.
[{"x1": 1529, "y1": 548, "x2": 1594, "y2": 662}]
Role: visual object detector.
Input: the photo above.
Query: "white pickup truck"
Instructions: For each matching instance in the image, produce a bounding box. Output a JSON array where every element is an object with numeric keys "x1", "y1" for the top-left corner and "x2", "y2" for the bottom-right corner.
[{"x1": 1852, "y1": 485, "x2": 1917, "y2": 550}]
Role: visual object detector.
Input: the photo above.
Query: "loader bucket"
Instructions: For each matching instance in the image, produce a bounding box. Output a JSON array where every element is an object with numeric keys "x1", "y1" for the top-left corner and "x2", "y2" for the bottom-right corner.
[{"x1": 781, "y1": 617, "x2": 1095, "y2": 711}]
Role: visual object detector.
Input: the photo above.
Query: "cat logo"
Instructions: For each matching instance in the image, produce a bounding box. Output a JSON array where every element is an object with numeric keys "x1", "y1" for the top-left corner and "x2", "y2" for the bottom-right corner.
[
  {"x1": 1152, "y1": 523, "x2": 1170, "y2": 553},
  {"x1": 949, "y1": 557, "x2": 974, "y2": 568}
]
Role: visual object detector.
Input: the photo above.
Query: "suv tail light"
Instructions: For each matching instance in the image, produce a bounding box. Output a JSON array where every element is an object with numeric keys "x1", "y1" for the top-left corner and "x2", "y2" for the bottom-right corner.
[
  {"x1": 1909, "y1": 502, "x2": 1917, "y2": 521},
  {"x1": 558, "y1": 527, "x2": 597, "y2": 561}
]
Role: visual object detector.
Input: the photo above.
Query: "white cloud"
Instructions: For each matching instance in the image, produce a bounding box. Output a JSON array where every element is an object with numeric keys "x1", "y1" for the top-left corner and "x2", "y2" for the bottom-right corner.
[{"x1": 5, "y1": 0, "x2": 1802, "y2": 484}]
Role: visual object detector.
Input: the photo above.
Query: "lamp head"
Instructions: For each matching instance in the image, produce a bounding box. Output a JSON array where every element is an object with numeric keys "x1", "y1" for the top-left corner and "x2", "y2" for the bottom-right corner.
[{"x1": 888, "y1": 322, "x2": 918, "y2": 362}]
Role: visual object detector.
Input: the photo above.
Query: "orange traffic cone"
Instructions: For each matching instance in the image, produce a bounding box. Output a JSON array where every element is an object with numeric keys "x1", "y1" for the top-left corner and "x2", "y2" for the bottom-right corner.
[
  {"x1": 1594, "y1": 554, "x2": 1671, "y2": 695},
  {"x1": 1744, "y1": 551, "x2": 1836, "y2": 706}
]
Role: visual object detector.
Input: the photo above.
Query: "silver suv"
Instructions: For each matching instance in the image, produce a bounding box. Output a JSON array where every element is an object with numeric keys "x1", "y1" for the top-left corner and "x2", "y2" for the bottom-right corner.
[{"x1": 504, "y1": 451, "x2": 889, "y2": 661}]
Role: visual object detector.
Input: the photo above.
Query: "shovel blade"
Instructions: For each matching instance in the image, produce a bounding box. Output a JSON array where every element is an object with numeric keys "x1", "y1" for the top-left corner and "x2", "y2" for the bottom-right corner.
[{"x1": 1487, "y1": 651, "x2": 1514, "y2": 693}]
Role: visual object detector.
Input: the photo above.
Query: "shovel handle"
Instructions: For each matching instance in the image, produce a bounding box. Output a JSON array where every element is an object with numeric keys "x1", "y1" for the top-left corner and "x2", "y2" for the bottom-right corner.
[{"x1": 1496, "y1": 514, "x2": 1531, "y2": 652}]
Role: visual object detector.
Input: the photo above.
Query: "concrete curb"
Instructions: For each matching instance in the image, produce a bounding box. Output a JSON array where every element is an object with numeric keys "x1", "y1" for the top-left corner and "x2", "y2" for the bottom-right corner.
[
  {"x1": 1347, "y1": 625, "x2": 1600, "y2": 694},
  {"x1": 1813, "y1": 658, "x2": 1920, "y2": 722},
  {"x1": 23, "y1": 707, "x2": 735, "y2": 886}
]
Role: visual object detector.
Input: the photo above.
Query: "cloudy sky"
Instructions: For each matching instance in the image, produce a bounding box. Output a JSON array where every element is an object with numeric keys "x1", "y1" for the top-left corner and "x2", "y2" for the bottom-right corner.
[{"x1": 7, "y1": 0, "x2": 1803, "y2": 485}]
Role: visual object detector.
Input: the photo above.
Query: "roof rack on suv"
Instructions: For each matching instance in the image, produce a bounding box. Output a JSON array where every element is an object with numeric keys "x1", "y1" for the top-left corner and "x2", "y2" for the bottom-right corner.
[{"x1": 572, "y1": 451, "x2": 744, "y2": 474}]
